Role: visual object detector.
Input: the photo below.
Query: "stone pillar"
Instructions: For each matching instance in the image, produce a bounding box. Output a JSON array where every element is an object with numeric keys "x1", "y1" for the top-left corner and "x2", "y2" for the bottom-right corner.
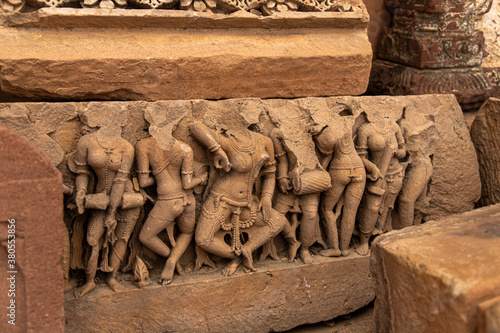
[
  {"x1": 368, "y1": 0, "x2": 500, "y2": 110},
  {"x1": 0, "y1": 125, "x2": 64, "y2": 332}
]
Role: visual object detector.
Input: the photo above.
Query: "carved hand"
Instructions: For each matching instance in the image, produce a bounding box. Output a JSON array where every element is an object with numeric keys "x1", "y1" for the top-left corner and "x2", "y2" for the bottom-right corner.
[
  {"x1": 278, "y1": 177, "x2": 292, "y2": 194},
  {"x1": 104, "y1": 215, "x2": 117, "y2": 234},
  {"x1": 213, "y1": 148, "x2": 232, "y2": 172},
  {"x1": 259, "y1": 195, "x2": 273, "y2": 221},
  {"x1": 395, "y1": 148, "x2": 407, "y2": 159},
  {"x1": 75, "y1": 189, "x2": 86, "y2": 215},
  {"x1": 368, "y1": 167, "x2": 384, "y2": 181},
  {"x1": 199, "y1": 171, "x2": 208, "y2": 185}
]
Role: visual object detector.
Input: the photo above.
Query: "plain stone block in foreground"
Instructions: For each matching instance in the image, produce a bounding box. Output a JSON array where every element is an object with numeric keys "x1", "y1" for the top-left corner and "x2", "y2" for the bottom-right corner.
[
  {"x1": 371, "y1": 204, "x2": 500, "y2": 333},
  {"x1": 65, "y1": 255, "x2": 373, "y2": 332}
]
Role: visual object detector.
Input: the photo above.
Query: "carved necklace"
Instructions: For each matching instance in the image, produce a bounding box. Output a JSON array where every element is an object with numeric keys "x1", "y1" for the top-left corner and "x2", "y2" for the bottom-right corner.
[
  {"x1": 338, "y1": 134, "x2": 354, "y2": 155},
  {"x1": 96, "y1": 135, "x2": 120, "y2": 193},
  {"x1": 228, "y1": 130, "x2": 256, "y2": 153}
]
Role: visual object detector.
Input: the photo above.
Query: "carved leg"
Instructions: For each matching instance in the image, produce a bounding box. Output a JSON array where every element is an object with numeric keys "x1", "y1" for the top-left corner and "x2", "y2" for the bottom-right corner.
[
  {"x1": 107, "y1": 208, "x2": 139, "y2": 292},
  {"x1": 320, "y1": 180, "x2": 346, "y2": 258},
  {"x1": 160, "y1": 201, "x2": 196, "y2": 285},
  {"x1": 298, "y1": 194, "x2": 320, "y2": 264},
  {"x1": 75, "y1": 210, "x2": 105, "y2": 298},
  {"x1": 340, "y1": 178, "x2": 365, "y2": 256},
  {"x1": 356, "y1": 193, "x2": 382, "y2": 256}
]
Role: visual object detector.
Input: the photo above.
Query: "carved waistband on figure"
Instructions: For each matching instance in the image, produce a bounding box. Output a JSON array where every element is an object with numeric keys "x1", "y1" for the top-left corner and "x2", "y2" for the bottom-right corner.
[
  {"x1": 157, "y1": 192, "x2": 192, "y2": 206},
  {"x1": 203, "y1": 191, "x2": 258, "y2": 255}
]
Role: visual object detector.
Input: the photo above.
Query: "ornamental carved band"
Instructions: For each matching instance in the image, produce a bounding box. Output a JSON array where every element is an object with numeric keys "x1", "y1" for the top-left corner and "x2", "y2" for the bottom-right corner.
[{"x1": 3, "y1": 0, "x2": 363, "y2": 14}]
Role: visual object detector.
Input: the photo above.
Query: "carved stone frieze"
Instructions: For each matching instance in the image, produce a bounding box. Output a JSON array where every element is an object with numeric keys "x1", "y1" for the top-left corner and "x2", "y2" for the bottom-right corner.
[{"x1": 0, "y1": 95, "x2": 480, "y2": 330}]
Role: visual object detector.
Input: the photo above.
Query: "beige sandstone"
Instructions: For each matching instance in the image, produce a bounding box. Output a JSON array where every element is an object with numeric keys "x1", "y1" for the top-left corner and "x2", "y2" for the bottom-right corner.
[
  {"x1": 65, "y1": 255, "x2": 374, "y2": 332},
  {"x1": 0, "y1": 9, "x2": 372, "y2": 101},
  {"x1": 371, "y1": 204, "x2": 500, "y2": 333}
]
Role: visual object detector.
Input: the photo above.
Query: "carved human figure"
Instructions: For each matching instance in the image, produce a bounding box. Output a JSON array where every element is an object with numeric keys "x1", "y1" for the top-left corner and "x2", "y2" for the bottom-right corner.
[
  {"x1": 189, "y1": 119, "x2": 287, "y2": 276},
  {"x1": 250, "y1": 115, "x2": 301, "y2": 262},
  {"x1": 396, "y1": 112, "x2": 436, "y2": 228},
  {"x1": 73, "y1": 106, "x2": 142, "y2": 297},
  {"x1": 355, "y1": 112, "x2": 406, "y2": 256},
  {"x1": 135, "y1": 109, "x2": 207, "y2": 285},
  {"x1": 313, "y1": 124, "x2": 366, "y2": 257},
  {"x1": 251, "y1": 114, "x2": 330, "y2": 264}
]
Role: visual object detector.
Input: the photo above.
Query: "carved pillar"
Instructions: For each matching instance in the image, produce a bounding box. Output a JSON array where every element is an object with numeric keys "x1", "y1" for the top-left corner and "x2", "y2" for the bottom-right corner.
[{"x1": 368, "y1": 0, "x2": 500, "y2": 110}]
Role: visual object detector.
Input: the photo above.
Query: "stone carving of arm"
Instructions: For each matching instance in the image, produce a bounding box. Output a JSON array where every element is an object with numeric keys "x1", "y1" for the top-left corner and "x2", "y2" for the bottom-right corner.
[
  {"x1": 356, "y1": 124, "x2": 382, "y2": 181},
  {"x1": 269, "y1": 128, "x2": 291, "y2": 194},
  {"x1": 394, "y1": 123, "x2": 407, "y2": 159},
  {"x1": 74, "y1": 136, "x2": 91, "y2": 215},
  {"x1": 104, "y1": 142, "x2": 134, "y2": 232},
  {"x1": 259, "y1": 136, "x2": 277, "y2": 221},
  {"x1": 181, "y1": 143, "x2": 207, "y2": 190},
  {"x1": 188, "y1": 122, "x2": 231, "y2": 172},
  {"x1": 135, "y1": 140, "x2": 155, "y2": 189}
]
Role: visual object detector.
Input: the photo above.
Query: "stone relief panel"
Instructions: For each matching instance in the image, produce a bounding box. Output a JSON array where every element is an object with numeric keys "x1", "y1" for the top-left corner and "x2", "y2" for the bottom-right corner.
[{"x1": 0, "y1": 96, "x2": 480, "y2": 297}]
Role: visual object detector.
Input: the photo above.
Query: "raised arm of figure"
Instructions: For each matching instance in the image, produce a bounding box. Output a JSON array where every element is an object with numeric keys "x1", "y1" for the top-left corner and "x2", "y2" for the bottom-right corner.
[{"x1": 189, "y1": 123, "x2": 231, "y2": 172}]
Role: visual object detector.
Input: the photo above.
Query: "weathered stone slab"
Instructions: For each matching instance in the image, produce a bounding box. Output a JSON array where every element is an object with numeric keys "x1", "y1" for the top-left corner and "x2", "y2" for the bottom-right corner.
[
  {"x1": 0, "y1": 9, "x2": 372, "y2": 101},
  {"x1": 0, "y1": 125, "x2": 64, "y2": 332},
  {"x1": 0, "y1": 95, "x2": 481, "y2": 221},
  {"x1": 65, "y1": 255, "x2": 374, "y2": 332},
  {"x1": 470, "y1": 97, "x2": 500, "y2": 207},
  {"x1": 371, "y1": 204, "x2": 500, "y2": 333}
]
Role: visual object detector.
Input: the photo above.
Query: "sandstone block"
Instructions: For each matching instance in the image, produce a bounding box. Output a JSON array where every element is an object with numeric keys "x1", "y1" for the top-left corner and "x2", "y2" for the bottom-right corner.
[
  {"x1": 0, "y1": 125, "x2": 64, "y2": 332},
  {"x1": 0, "y1": 9, "x2": 372, "y2": 101},
  {"x1": 371, "y1": 204, "x2": 500, "y2": 333},
  {"x1": 470, "y1": 98, "x2": 500, "y2": 206},
  {"x1": 65, "y1": 255, "x2": 374, "y2": 332}
]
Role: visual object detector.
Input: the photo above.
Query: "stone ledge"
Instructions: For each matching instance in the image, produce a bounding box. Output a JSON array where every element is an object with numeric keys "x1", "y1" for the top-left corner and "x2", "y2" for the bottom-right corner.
[
  {"x1": 371, "y1": 204, "x2": 500, "y2": 333},
  {"x1": 65, "y1": 255, "x2": 374, "y2": 332},
  {"x1": 0, "y1": 25, "x2": 371, "y2": 100},
  {"x1": 5, "y1": 8, "x2": 369, "y2": 29}
]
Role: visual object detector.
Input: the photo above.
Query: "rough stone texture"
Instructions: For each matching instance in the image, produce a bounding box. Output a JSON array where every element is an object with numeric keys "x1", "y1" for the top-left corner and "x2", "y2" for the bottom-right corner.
[
  {"x1": 289, "y1": 304, "x2": 374, "y2": 332},
  {"x1": 369, "y1": 60, "x2": 500, "y2": 110},
  {"x1": 371, "y1": 204, "x2": 500, "y2": 333},
  {"x1": 470, "y1": 98, "x2": 500, "y2": 207},
  {"x1": 478, "y1": 295, "x2": 500, "y2": 333},
  {"x1": 65, "y1": 255, "x2": 374, "y2": 333},
  {"x1": 478, "y1": 0, "x2": 500, "y2": 68},
  {"x1": 0, "y1": 95, "x2": 481, "y2": 220},
  {"x1": 0, "y1": 125, "x2": 64, "y2": 332},
  {"x1": 367, "y1": 0, "x2": 500, "y2": 109},
  {"x1": 0, "y1": 9, "x2": 372, "y2": 101},
  {"x1": 363, "y1": 0, "x2": 387, "y2": 55}
]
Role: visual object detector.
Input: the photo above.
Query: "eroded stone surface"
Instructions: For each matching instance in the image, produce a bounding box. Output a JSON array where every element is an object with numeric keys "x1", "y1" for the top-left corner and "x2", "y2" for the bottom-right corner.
[
  {"x1": 0, "y1": 125, "x2": 64, "y2": 332},
  {"x1": 0, "y1": 10, "x2": 372, "y2": 101},
  {"x1": 371, "y1": 204, "x2": 500, "y2": 333},
  {"x1": 0, "y1": 95, "x2": 480, "y2": 221},
  {"x1": 470, "y1": 98, "x2": 500, "y2": 206},
  {"x1": 65, "y1": 255, "x2": 374, "y2": 333}
]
